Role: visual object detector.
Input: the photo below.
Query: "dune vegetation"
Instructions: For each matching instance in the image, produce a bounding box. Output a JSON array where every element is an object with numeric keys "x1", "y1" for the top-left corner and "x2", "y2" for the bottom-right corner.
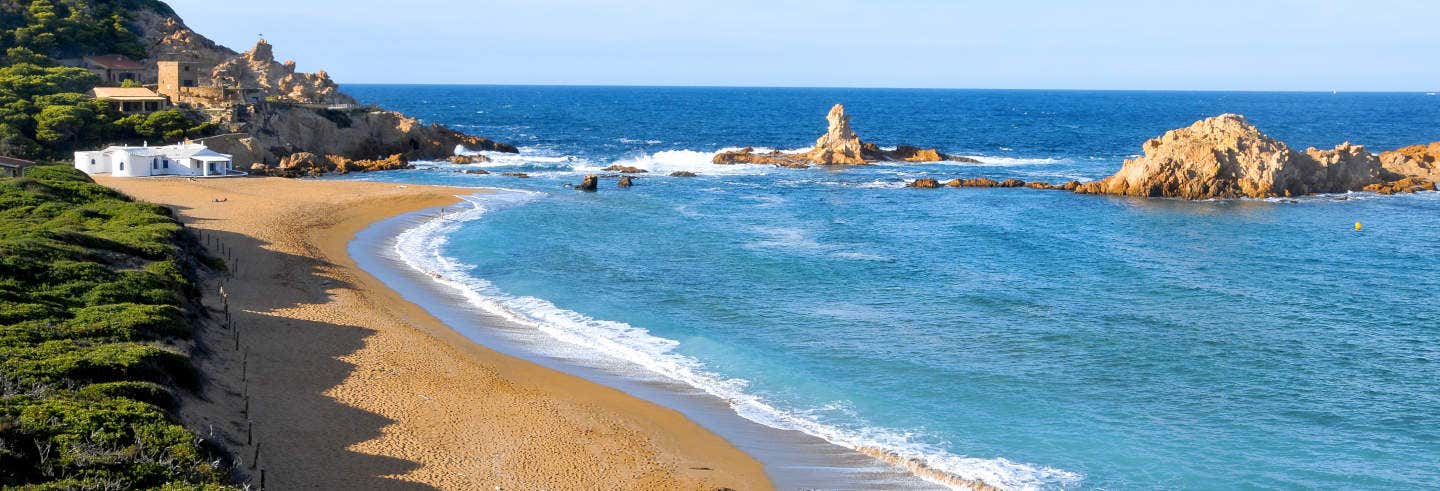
[{"x1": 0, "y1": 165, "x2": 231, "y2": 489}]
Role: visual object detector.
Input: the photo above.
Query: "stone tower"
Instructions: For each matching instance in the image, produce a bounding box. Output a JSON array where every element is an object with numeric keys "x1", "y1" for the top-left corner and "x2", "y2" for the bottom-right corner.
[{"x1": 157, "y1": 60, "x2": 203, "y2": 102}]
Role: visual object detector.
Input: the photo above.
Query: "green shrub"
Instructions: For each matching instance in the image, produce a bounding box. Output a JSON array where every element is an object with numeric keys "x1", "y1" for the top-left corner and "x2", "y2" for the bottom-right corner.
[{"x1": 0, "y1": 155, "x2": 231, "y2": 487}]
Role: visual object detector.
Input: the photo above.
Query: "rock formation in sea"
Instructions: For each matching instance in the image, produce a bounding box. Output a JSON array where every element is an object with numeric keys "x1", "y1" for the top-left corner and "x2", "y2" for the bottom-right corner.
[
  {"x1": 126, "y1": 7, "x2": 517, "y2": 176},
  {"x1": 713, "y1": 104, "x2": 979, "y2": 168},
  {"x1": 1379, "y1": 142, "x2": 1440, "y2": 181},
  {"x1": 669, "y1": 171, "x2": 699, "y2": 177},
  {"x1": 1073, "y1": 114, "x2": 1394, "y2": 199},
  {"x1": 604, "y1": 165, "x2": 648, "y2": 173},
  {"x1": 617, "y1": 175, "x2": 635, "y2": 187},
  {"x1": 448, "y1": 154, "x2": 492, "y2": 165},
  {"x1": 576, "y1": 175, "x2": 599, "y2": 191}
]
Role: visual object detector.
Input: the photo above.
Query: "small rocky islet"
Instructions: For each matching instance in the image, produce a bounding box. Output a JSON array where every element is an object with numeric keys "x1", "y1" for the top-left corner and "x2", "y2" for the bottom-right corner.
[
  {"x1": 901, "y1": 113, "x2": 1437, "y2": 199},
  {"x1": 713, "y1": 104, "x2": 977, "y2": 168}
]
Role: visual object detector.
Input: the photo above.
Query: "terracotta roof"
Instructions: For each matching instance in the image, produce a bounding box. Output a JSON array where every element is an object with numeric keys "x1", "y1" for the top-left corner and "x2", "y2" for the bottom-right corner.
[
  {"x1": 0, "y1": 156, "x2": 35, "y2": 167},
  {"x1": 91, "y1": 87, "x2": 167, "y2": 100},
  {"x1": 83, "y1": 54, "x2": 146, "y2": 70}
]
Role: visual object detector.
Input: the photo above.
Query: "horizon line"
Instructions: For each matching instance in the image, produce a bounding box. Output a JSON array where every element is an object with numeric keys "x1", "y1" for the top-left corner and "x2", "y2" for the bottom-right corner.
[{"x1": 333, "y1": 82, "x2": 1440, "y2": 95}]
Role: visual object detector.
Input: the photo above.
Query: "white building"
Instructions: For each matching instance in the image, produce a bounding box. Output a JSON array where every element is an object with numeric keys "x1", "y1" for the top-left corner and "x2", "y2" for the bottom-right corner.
[{"x1": 74, "y1": 143, "x2": 237, "y2": 177}]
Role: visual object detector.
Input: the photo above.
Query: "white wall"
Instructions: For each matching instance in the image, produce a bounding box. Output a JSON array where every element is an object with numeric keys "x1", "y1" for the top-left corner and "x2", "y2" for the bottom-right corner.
[{"x1": 73, "y1": 151, "x2": 108, "y2": 174}]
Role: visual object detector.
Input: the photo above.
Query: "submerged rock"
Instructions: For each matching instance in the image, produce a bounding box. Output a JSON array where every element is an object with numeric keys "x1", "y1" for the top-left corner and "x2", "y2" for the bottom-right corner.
[
  {"x1": 448, "y1": 154, "x2": 492, "y2": 165},
  {"x1": 1363, "y1": 177, "x2": 1437, "y2": 195},
  {"x1": 1074, "y1": 114, "x2": 1386, "y2": 199},
  {"x1": 713, "y1": 104, "x2": 969, "y2": 168},
  {"x1": 575, "y1": 174, "x2": 598, "y2": 191},
  {"x1": 603, "y1": 164, "x2": 648, "y2": 173},
  {"x1": 669, "y1": 171, "x2": 698, "y2": 177},
  {"x1": 460, "y1": 169, "x2": 490, "y2": 175},
  {"x1": 502, "y1": 172, "x2": 530, "y2": 178}
]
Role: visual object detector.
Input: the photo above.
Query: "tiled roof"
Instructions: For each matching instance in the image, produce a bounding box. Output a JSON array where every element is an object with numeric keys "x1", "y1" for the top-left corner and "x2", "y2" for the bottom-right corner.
[
  {"x1": 83, "y1": 54, "x2": 146, "y2": 70},
  {"x1": 0, "y1": 156, "x2": 35, "y2": 167}
]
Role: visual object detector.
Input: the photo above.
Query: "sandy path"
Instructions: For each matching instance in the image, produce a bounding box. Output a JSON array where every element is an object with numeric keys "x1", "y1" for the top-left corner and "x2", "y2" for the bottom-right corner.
[{"x1": 97, "y1": 175, "x2": 770, "y2": 491}]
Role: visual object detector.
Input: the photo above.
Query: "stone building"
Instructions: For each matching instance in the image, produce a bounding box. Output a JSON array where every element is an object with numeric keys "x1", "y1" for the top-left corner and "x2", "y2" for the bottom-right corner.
[{"x1": 83, "y1": 55, "x2": 146, "y2": 84}]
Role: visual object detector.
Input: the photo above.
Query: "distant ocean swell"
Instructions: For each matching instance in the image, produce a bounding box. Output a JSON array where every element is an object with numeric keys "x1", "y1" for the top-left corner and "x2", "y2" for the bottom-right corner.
[{"x1": 392, "y1": 190, "x2": 1082, "y2": 490}]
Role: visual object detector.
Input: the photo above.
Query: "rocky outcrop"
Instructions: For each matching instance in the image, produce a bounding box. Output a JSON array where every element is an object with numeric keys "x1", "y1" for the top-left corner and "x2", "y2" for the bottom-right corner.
[
  {"x1": 1363, "y1": 177, "x2": 1437, "y2": 195},
  {"x1": 251, "y1": 152, "x2": 411, "y2": 177},
  {"x1": 907, "y1": 178, "x2": 942, "y2": 188},
  {"x1": 713, "y1": 104, "x2": 973, "y2": 168},
  {"x1": 448, "y1": 154, "x2": 492, "y2": 164},
  {"x1": 212, "y1": 40, "x2": 354, "y2": 105},
  {"x1": 617, "y1": 175, "x2": 635, "y2": 187},
  {"x1": 127, "y1": 5, "x2": 518, "y2": 178},
  {"x1": 603, "y1": 165, "x2": 648, "y2": 173},
  {"x1": 206, "y1": 105, "x2": 517, "y2": 172},
  {"x1": 575, "y1": 175, "x2": 599, "y2": 191},
  {"x1": 669, "y1": 171, "x2": 698, "y2": 177},
  {"x1": 1074, "y1": 114, "x2": 1387, "y2": 199},
  {"x1": 807, "y1": 104, "x2": 867, "y2": 164},
  {"x1": 1379, "y1": 142, "x2": 1440, "y2": 180}
]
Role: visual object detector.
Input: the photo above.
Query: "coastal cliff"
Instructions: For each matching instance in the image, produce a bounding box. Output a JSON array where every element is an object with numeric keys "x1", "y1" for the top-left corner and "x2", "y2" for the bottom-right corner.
[
  {"x1": 127, "y1": 6, "x2": 516, "y2": 174},
  {"x1": 713, "y1": 104, "x2": 977, "y2": 168}
]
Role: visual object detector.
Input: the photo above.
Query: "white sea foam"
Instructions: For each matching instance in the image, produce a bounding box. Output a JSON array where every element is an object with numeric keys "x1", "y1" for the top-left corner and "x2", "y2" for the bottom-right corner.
[
  {"x1": 600, "y1": 148, "x2": 781, "y2": 176},
  {"x1": 393, "y1": 191, "x2": 1082, "y2": 490}
]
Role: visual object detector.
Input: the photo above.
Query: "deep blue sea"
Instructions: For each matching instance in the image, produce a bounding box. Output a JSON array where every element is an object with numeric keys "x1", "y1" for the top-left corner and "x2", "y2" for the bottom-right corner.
[{"x1": 340, "y1": 86, "x2": 1440, "y2": 489}]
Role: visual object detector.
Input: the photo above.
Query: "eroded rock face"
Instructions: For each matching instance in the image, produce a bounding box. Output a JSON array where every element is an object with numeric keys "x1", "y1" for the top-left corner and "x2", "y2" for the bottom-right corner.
[
  {"x1": 1074, "y1": 114, "x2": 1385, "y2": 199},
  {"x1": 617, "y1": 175, "x2": 635, "y2": 187},
  {"x1": 807, "y1": 104, "x2": 867, "y2": 164},
  {"x1": 258, "y1": 152, "x2": 411, "y2": 177},
  {"x1": 207, "y1": 105, "x2": 517, "y2": 172},
  {"x1": 713, "y1": 104, "x2": 969, "y2": 168},
  {"x1": 1379, "y1": 142, "x2": 1440, "y2": 180},
  {"x1": 211, "y1": 39, "x2": 355, "y2": 105}
]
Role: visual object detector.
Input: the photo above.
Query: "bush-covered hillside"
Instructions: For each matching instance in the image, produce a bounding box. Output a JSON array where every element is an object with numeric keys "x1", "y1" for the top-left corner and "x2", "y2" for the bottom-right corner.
[
  {"x1": 0, "y1": 165, "x2": 231, "y2": 489},
  {"x1": 0, "y1": 0, "x2": 214, "y2": 160}
]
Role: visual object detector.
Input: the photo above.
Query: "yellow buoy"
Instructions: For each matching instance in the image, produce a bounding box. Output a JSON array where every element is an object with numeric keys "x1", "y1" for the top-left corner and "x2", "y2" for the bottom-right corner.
[{"x1": 1354, "y1": 222, "x2": 1363, "y2": 231}]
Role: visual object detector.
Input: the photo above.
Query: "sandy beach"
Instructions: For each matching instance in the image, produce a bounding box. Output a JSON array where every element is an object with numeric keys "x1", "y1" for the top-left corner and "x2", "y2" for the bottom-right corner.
[{"x1": 95, "y1": 175, "x2": 770, "y2": 490}]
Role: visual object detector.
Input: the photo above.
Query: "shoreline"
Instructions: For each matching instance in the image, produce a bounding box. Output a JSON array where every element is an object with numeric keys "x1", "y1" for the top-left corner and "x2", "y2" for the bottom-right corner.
[
  {"x1": 94, "y1": 176, "x2": 770, "y2": 490},
  {"x1": 350, "y1": 196, "x2": 946, "y2": 490}
]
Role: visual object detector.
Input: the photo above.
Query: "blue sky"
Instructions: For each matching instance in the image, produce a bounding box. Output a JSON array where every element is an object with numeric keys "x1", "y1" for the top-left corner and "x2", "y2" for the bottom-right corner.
[{"x1": 166, "y1": 0, "x2": 1439, "y2": 91}]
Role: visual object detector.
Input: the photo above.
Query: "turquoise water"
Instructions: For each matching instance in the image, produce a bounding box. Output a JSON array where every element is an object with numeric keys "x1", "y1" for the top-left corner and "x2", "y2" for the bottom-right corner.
[{"x1": 340, "y1": 86, "x2": 1440, "y2": 489}]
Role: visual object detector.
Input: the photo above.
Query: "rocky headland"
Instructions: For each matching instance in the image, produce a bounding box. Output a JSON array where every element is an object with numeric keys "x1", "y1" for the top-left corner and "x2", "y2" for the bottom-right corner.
[
  {"x1": 130, "y1": 8, "x2": 517, "y2": 176},
  {"x1": 713, "y1": 104, "x2": 978, "y2": 168},
  {"x1": 909, "y1": 114, "x2": 1436, "y2": 199}
]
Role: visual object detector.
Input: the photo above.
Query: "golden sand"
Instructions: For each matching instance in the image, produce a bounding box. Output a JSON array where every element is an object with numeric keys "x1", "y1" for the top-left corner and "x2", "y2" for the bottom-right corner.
[{"x1": 97, "y1": 175, "x2": 770, "y2": 490}]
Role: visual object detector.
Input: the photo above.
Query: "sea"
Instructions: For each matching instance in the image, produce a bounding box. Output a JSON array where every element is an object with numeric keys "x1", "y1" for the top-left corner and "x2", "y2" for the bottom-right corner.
[{"x1": 335, "y1": 86, "x2": 1440, "y2": 490}]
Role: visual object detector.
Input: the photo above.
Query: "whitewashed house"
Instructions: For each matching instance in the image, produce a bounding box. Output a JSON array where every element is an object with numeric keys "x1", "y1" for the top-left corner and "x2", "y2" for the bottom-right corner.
[{"x1": 74, "y1": 143, "x2": 238, "y2": 177}]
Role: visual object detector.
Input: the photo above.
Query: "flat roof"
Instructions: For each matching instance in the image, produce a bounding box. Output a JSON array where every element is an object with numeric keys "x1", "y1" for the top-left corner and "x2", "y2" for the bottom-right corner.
[{"x1": 91, "y1": 87, "x2": 167, "y2": 101}]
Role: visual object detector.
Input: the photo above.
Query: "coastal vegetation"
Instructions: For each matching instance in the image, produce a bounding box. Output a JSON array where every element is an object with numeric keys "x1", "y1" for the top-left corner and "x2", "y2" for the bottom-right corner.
[
  {"x1": 0, "y1": 165, "x2": 230, "y2": 488},
  {"x1": 0, "y1": 0, "x2": 214, "y2": 160}
]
